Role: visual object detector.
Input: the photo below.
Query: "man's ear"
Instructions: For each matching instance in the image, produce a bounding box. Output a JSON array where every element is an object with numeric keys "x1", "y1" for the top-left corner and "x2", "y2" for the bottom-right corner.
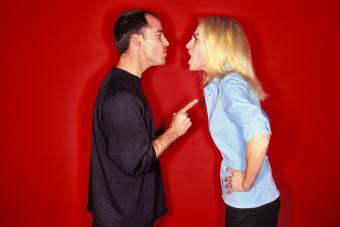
[{"x1": 131, "y1": 34, "x2": 143, "y2": 48}]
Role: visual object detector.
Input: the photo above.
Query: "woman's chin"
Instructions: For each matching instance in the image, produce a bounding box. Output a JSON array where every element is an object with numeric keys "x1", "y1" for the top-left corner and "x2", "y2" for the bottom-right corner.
[{"x1": 188, "y1": 64, "x2": 198, "y2": 71}]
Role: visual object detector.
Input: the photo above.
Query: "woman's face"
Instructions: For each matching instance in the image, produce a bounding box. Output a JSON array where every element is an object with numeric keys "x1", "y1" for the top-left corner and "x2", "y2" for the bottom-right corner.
[{"x1": 186, "y1": 25, "x2": 205, "y2": 71}]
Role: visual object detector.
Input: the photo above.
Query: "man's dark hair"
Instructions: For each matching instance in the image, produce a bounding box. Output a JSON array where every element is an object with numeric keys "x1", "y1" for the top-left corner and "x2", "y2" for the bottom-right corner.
[{"x1": 114, "y1": 10, "x2": 158, "y2": 55}]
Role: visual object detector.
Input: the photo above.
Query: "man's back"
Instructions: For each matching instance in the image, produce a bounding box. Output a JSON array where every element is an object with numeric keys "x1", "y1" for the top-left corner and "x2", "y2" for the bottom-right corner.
[{"x1": 88, "y1": 68, "x2": 167, "y2": 227}]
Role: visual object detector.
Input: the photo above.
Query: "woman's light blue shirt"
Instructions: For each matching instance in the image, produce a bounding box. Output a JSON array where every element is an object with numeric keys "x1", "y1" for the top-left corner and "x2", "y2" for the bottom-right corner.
[{"x1": 203, "y1": 73, "x2": 279, "y2": 208}]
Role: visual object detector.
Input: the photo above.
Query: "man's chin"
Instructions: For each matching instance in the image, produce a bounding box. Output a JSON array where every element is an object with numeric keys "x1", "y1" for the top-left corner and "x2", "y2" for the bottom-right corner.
[{"x1": 152, "y1": 59, "x2": 166, "y2": 66}]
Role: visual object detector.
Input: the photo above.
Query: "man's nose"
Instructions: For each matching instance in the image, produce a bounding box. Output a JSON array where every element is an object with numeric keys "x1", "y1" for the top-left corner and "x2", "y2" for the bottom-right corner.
[{"x1": 163, "y1": 37, "x2": 169, "y2": 46}]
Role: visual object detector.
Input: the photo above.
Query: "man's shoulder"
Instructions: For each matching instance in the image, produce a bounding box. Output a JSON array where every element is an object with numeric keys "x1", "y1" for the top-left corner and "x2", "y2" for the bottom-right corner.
[
  {"x1": 101, "y1": 70, "x2": 137, "y2": 94},
  {"x1": 104, "y1": 76, "x2": 140, "y2": 106},
  {"x1": 95, "y1": 68, "x2": 141, "y2": 108}
]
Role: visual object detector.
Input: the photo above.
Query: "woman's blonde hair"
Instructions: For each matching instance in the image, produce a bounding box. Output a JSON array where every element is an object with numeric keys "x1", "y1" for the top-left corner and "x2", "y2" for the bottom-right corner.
[{"x1": 199, "y1": 16, "x2": 267, "y2": 100}]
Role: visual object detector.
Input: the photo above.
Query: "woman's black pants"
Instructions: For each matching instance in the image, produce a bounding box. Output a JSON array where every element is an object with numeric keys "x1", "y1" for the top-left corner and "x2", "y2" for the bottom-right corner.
[{"x1": 225, "y1": 197, "x2": 280, "y2": 227}]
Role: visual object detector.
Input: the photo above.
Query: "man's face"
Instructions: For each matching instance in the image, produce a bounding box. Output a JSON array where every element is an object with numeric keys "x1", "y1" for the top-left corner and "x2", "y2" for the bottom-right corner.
[{"x1": 141, "y1": 14, "x2": 169, "y2": 67}]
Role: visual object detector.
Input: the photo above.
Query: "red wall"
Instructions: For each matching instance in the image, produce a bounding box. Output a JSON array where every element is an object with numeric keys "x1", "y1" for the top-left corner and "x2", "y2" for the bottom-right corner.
[{"x1": 1, "y1": 0, "x2": 339, "y2": 226}]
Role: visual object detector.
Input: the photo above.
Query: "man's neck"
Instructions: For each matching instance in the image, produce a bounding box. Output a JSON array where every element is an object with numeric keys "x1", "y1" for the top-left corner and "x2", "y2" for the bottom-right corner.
[{"x1": 116, "y1": 53, "x2": 147, "y2": 78}]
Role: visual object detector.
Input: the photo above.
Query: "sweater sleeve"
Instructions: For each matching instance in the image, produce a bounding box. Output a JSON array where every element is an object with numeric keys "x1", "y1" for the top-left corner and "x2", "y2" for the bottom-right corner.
[{"x1": 102, "y1": 91, "x2": 156, "y2": 176}]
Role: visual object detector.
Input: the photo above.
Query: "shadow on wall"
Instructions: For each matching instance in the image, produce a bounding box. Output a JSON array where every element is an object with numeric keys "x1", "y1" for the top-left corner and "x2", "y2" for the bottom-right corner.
[{"x1": 243, "y1": 15, "x2": 295, "y2": 227}]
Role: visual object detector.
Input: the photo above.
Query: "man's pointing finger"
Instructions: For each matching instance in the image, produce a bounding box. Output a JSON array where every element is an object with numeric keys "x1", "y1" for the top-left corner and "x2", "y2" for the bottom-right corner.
[{"x1": 180, "y1": 99, "x2": 198, "y2": 113}]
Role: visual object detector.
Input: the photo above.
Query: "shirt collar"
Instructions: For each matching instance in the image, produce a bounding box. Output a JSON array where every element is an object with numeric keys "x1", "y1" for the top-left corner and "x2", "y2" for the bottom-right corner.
[
  {"x1": 204, "y1": 77, "x2": 221, "y2": 94},
  {"x1": 113, "y1": 67, "x2": 141, "y2": 84}
]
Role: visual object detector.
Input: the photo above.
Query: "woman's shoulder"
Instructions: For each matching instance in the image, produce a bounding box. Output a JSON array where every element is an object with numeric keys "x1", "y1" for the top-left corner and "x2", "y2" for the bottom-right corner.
[{"x1": 220, "y1": 72, "x2": 247, "y2": 90}]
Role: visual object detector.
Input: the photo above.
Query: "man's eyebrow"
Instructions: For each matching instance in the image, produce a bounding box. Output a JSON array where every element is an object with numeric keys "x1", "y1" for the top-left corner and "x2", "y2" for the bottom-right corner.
[{"x1": 156, "y1": 29, "x2": 164, "y2": 33}]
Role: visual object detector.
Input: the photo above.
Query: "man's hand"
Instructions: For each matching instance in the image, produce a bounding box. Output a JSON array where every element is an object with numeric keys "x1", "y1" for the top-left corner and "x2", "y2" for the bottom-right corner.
[
  {"x1": 169, "y1": 99, "x2": 198, "y2": 138},
  {"x1": 225, "y1": 167, "x2": 249, "y2": 194},
  {"x1": 152, "y1": 99, "x2": 198, "y2": 158}
]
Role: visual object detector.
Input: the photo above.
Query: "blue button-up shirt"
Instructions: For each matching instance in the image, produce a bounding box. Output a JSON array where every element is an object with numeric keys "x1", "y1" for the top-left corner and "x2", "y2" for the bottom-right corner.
[{"x1": 204, "y1": 73, "x2": 279, "y2": 208}]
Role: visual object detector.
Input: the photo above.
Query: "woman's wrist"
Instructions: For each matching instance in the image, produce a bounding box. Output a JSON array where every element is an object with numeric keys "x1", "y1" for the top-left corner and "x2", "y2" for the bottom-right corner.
[{"x1": 242, "y1": 180, "x2": 252, "y2": 191}]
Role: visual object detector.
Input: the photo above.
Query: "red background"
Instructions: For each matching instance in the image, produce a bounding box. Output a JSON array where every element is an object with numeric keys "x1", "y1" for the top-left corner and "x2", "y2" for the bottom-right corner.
[{"x1": 1, "y1": 0, "x2": 339, "y2": 226}]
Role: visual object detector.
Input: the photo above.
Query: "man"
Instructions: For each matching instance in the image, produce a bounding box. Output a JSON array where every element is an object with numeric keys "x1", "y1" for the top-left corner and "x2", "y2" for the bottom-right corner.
[{"x1": 88, "y1": 10, "x2": 198, "y2": 227}]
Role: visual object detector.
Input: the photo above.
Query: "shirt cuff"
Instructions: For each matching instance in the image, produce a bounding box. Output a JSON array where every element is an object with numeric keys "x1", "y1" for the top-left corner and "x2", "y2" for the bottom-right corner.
[{"x1": 244, "y1": 119, "x2": 272, "y2": 143}]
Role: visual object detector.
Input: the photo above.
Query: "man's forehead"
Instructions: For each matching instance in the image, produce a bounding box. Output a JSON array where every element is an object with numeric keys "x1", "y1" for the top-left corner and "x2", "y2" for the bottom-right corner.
[{"x1": 145, "y1": 14, "x2": 163, "y2": 31}]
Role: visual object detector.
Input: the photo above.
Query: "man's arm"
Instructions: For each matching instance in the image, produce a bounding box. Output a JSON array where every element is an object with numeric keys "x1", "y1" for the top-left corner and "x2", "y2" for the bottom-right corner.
[
  {"x1": 152, "y1": 99, "x2": 198, "y2": 158},
  {"x1": 104, "y1": 92, "x2": 158, "y2": 176}
]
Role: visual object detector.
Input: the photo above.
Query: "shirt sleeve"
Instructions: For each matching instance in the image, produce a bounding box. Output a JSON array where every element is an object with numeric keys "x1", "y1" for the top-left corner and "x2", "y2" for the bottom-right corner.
[
  {"x1": 220, "y1": 76, "x2": 272, "y2": 143},
  {"x1": 102, "y1": 91, "x2": 156, "y2": 177}
]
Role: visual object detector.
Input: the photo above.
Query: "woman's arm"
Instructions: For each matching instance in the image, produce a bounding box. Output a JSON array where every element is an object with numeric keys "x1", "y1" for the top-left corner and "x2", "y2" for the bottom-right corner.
[
  {"x1": 220, "y1": 75, "x2": 272, "y2": 194},
  {"x1": 225, "y1": 134, "x2": 270, "y2": 194}
]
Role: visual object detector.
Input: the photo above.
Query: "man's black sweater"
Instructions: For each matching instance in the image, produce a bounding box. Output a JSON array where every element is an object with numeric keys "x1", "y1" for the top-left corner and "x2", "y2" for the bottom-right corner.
[{"x1": 88, "y1": 68, "x2": 167, "y2": 227}]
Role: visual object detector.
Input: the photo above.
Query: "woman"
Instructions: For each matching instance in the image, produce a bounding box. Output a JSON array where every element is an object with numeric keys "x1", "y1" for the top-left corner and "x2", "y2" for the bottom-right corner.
[{"x1": 186, "y1": 16, "x2": 280, "y2": 227}]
